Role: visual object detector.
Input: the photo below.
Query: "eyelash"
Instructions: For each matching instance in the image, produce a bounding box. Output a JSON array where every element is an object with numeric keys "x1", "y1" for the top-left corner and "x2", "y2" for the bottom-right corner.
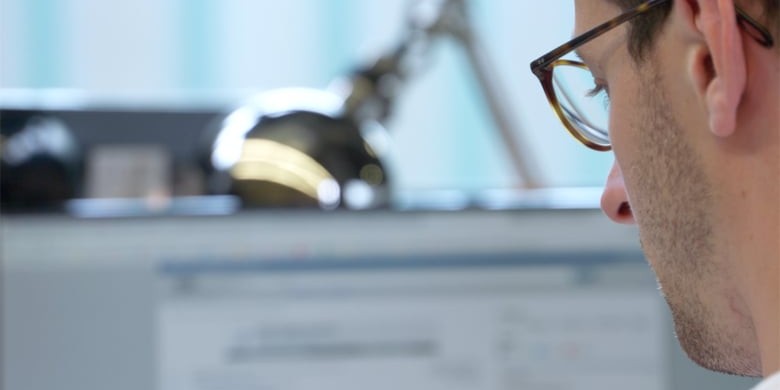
[
  {"x1": 587, "y1": 82, "x2": 611, "y2": 108},
  {"x1": 587, "y1": 83, "x2": 608, "y2": 98}
]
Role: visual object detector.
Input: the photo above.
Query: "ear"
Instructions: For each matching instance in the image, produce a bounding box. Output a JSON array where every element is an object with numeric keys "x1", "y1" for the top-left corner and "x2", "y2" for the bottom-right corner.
[{"x1": 690, "y1": 0, "x2": 748, "y2": 137}]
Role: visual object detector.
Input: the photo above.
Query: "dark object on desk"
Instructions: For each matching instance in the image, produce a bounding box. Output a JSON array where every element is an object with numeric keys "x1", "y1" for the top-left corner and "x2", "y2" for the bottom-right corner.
[{"x1": 1, "y1": 111, "x2": 83, "y2": 210}]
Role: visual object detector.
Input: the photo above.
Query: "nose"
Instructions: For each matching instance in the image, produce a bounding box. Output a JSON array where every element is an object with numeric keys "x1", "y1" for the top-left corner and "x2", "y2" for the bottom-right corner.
[{"x1": 601, "y1": 162, "x2": 635, "y2": 224}]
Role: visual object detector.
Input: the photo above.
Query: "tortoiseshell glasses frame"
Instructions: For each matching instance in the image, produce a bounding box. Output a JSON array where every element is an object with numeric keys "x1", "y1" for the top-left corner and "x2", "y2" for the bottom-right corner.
[{"x1": 530, "y1": 0, "x2": 775, "y2": 151}]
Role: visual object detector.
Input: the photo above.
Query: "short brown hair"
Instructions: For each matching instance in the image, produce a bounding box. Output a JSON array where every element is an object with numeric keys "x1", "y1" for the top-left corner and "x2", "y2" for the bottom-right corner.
[{"x1": 610, "y1": 0, "x2": 778, "y2": 61}]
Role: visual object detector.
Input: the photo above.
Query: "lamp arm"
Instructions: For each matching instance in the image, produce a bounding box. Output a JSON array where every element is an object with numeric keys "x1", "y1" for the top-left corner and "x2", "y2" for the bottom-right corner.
[
  {"x1": 433, "y1": 0, "x2": 540, "y2": 188},
  {"x1": 338, "y1": 0, "x2": 541, "y2": 188},
  {"x1": 456, "y1": 32, "x2": 541, "y2": 188}
]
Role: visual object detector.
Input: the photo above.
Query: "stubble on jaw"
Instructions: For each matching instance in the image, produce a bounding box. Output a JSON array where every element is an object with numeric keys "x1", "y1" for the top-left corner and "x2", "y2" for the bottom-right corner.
[{"x1": 625, "y1": 64, "x2": 760, "y2": 376}]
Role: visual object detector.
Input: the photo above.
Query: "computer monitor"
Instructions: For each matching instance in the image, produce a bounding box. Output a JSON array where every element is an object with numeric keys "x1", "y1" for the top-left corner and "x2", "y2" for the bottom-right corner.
[{"x1": 1, "y1": 206, "x2": 759, "y2": 390}]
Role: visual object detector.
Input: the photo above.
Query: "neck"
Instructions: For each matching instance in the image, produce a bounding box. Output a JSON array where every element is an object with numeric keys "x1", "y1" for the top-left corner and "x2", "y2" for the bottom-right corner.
[
  {"x1": 756, "y1": 299, "x2": 779, "y2": 376},
  {"x1": 751, "y1": 176, "x2": 780, "y2": 377},
  {"x1": 749, "y1": 173, "x2": 780, "y2": 377},
  {"x1": 754, "y1": 47, "x2": 780, "y2": 378}
]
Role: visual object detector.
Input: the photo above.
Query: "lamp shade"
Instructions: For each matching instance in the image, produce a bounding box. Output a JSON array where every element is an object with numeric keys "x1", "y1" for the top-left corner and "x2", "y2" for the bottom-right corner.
[{"x1": 204, "y1": 88, "x2": 392, "y2": 210}]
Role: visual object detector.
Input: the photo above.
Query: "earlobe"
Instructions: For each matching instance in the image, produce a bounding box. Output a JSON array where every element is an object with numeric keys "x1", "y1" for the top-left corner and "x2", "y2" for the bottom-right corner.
[{"x1": 696, "y1": 0, "x2": 747, "y2": 137}]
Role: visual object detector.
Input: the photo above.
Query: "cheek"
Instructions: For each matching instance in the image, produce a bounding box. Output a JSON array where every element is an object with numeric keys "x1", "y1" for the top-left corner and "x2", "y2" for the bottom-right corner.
[
  {"x1": 605, "y1": 74, "x2": 642, "y2": 200},
  {"x1": 608, "y1": 105, "x2": 632, "y2": 150},
  {"x1": 607, "y1": 79, "x2": 639, "y2": 157}
]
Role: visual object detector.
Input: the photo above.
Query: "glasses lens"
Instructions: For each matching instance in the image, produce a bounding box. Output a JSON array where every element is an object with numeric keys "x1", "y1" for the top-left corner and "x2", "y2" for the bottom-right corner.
[{"x1": 552, "y1": 63, "x2": 610, "y2": 147}]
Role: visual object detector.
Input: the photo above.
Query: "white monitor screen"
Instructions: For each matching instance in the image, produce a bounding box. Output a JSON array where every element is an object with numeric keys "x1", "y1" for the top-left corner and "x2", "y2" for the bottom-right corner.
[{"x1": 1, "y1": 208, "x2": 759, "y2": 390}]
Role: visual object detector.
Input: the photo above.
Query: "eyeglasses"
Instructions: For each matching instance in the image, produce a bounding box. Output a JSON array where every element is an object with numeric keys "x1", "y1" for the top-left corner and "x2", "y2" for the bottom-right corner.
[{"x1": 530, "y1": 0, "x2": 775, "y2": 151}]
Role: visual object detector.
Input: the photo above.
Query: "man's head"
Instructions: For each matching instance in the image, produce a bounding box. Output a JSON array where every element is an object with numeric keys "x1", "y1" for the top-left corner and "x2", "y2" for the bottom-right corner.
[{"x1": 533, "y1": 0, "x2": 779, "y2": 377}]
